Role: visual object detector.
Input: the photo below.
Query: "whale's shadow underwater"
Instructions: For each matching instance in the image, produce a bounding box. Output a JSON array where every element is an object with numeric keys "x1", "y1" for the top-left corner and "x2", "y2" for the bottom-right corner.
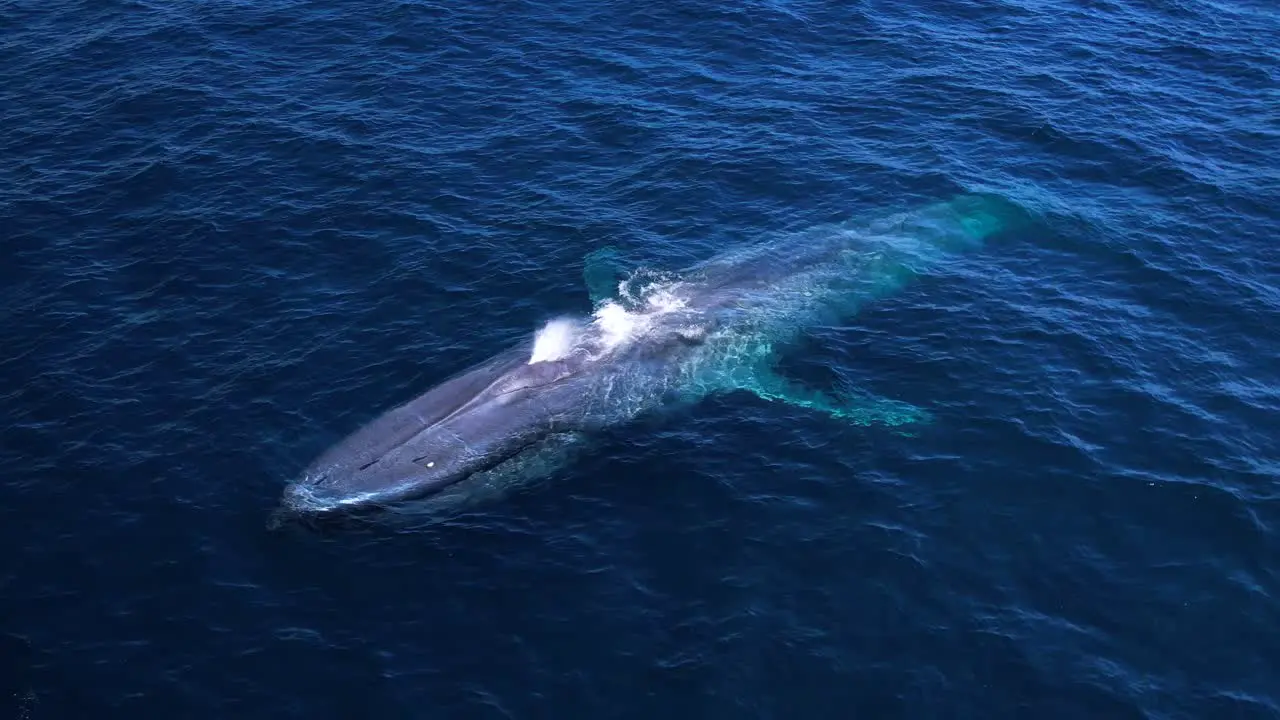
[{"x1": 271, "y1": 194, "x2": 1034, "y2": 530}]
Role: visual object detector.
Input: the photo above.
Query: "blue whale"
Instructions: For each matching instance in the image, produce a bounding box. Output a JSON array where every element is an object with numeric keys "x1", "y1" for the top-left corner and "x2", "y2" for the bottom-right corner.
[{"x1": 273, "y1": 194, "x2": 1029, "y2": 526}]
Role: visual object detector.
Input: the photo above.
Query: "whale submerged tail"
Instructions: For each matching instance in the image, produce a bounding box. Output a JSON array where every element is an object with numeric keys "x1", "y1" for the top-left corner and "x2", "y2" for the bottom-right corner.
[
  {"x1": 851, "y1": 192, "x2": 1032, "y2": 287},
  {"x1": 883, "y1": 192, "x2": 1026, "y2": 250},
  {"x1": 651, "y1": 192, "x2": 1034, "y2": 432}
]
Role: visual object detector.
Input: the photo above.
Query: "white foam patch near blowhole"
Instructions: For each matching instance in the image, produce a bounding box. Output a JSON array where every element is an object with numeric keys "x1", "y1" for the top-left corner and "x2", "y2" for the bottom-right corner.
[
  {"x1": 644, "y1": 287, "x2": 687, "y2": 313},
  {"x1": 590, "y1": 282, "x2": 690, "y2": 353},
  {"x1": 528, "y1": 276, "x2": 691, "y2": 364},
  {"x1": 592, "y1": 300, "x2": 637, "y2": 351},
  {"x1": 529, "y1": 317, "x2": 580, "y2": 364}
]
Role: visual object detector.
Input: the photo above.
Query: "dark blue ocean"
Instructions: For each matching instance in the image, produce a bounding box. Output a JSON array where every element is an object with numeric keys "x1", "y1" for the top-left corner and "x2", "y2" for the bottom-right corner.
[{"x1": 3, "y1": 0, "x2": 1278, "y2": 717}]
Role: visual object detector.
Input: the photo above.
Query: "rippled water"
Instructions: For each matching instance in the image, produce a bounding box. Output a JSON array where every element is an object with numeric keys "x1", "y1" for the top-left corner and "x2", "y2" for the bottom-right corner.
[{"x1": 2, "y1": 0, "x2": 1277, "y2": 717}]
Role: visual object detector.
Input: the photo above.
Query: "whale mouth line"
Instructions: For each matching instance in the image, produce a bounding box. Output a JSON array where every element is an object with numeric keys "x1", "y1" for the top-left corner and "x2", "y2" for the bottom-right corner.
[{"x1": 281, "y1": 435, "x2": 548, "y2": 519}]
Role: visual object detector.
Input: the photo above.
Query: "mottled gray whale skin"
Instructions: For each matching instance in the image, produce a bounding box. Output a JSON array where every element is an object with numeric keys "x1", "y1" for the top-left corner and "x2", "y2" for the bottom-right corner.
[
  {"x1": 274, "y1": 194, "x2": 1029, "y2": 525},
  {"x1": 279, "y1": 346, "x2": 580, "y2": 514}
]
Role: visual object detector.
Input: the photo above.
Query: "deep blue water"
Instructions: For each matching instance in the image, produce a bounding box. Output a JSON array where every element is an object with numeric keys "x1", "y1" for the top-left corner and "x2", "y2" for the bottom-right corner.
[{"x1": 3, "y1": 0, "x2": 1278, "y2": 717}]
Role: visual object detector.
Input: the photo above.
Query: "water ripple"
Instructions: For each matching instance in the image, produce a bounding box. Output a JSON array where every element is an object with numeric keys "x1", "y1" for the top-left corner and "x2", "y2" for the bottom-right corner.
[{"x1": 2, "y1": 0, "x2": 1278, "y2": 717}]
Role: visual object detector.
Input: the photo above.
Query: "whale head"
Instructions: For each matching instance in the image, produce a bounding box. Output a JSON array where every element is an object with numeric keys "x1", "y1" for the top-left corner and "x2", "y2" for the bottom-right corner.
[{"x1": 271, "y1": 349, "x2": 585, "y2": 526}]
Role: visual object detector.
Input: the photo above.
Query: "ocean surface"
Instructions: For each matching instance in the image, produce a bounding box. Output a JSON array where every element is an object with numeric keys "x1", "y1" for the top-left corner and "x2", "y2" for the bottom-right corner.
[{"x1": 2, "y1": 0, "x2": 1278, "y2": 717}]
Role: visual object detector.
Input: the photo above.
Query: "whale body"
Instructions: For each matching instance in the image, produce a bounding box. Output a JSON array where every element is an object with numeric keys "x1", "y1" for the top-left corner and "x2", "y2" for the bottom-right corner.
[{"x1": 273, "y1": 194, "x2": 1029, "y2": 526}]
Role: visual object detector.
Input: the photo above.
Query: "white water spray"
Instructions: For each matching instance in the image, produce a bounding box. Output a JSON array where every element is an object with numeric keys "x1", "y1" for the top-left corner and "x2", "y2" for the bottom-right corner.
[
  {"x1": 528, "y1": 317, "x2": 580, "y2": 364},
  {"x1": 529, "y1": 275, "x2": 694, "y2": 363}
]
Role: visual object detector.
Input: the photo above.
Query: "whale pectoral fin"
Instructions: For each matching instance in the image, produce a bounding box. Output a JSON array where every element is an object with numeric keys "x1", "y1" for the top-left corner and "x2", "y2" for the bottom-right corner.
[
  {"x1": 826, "y1": 384, "x2": 933, "y2": 434},
  {"x1": 508, "y1": 431, "x2": 593, "y2": 481},
  {"x1": 471, "y1": 431, "x2": 592, "y2": 493},
  {"x1": 733, "y1": 368, "x2": 932, "y2": 432},
  {"x1": 583, "y1": 246, "x2": 625, "y2": 306}
]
